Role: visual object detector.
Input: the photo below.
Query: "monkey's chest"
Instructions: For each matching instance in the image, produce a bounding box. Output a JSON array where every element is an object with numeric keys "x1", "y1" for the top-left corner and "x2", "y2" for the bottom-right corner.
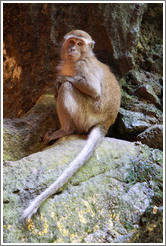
[{"x1": 59, "y1": 63, "x2": 75, "y2": 76}]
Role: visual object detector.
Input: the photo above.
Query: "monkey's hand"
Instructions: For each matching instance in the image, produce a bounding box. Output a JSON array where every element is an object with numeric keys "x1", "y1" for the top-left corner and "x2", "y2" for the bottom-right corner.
[
  {"x1": 65, "y1": 75, "x2": 100, "y2": 99},
  {"x1": 55, "y1": 75, "x2": 81, "y2": 91},
  {"x1": 56, "y1": 75, "x2": 70, "y2": 84},
  {"x1": 65, "y1": 75, "x2": 82, "y2": 83},
  {"x1": 54, "y1": 76, "x2": 67, "y2": 97}
]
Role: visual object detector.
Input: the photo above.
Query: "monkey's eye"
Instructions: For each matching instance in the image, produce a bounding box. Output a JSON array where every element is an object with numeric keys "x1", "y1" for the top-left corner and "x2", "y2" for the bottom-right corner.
[
  {"x1": 77, "y1": 41, "x2": 84, "y2": 46},
  {"x1": 69, "y1": 39, "x2": 75, "y2": 45}
]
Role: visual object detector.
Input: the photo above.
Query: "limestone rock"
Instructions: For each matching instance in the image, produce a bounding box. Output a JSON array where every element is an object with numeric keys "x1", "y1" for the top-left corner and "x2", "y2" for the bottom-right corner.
[
  {"x1": 128, "y1": 70, "x2": 162, "y2": 97},
  {"x1": 117, "y1": 68, "x2": 163, "y2": 141},
  {"x1": 3, "y1": 94, "x2": 59, "y2": 161},
  {"x1": 3, "y1": 93, "x2": 163, "y2": 243},
  {"x1": 116, "y1": 108, "x2": 153, "y2": 139},
  {"x1": 135, "y1": 84, "x2": 161, "y2": 107},
  {"x1": 3, "y1": 137, "x2": 163, "y2": 243},
  {"x1": 137, "y1": 125, "x2": 163, "y2": 150}
]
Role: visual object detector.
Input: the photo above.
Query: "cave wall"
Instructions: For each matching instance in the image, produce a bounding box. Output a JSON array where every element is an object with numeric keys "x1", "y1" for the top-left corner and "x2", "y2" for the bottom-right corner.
[{"x1": 3, "y1": 2, "x2": 152, "y2": 117}]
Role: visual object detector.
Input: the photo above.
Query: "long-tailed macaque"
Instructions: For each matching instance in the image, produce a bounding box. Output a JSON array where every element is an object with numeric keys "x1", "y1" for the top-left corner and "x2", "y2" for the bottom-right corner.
[{"x1": 23, "y1": 30, "x2": 121, "y2": 222}]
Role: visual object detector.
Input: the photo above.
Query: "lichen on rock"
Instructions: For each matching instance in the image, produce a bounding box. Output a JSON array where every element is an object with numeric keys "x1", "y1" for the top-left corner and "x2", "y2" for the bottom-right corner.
[{"x1": 3, "y1": 133, "x2": 163, "y2": 243}]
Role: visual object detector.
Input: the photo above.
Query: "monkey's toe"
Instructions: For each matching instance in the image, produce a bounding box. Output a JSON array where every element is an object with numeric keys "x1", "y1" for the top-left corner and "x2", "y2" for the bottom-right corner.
[
  {"x1": 40, "y1": 132, "x2": 51, "y2": 145},
  {"x1": 41, "y1": 134, "x2": 57, "y2": 146},
  {"x1": 40, "y1": 128, "x2": 58, "y2": 144}
]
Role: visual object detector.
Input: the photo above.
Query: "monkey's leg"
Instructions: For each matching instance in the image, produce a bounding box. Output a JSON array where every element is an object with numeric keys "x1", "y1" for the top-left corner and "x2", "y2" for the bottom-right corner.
[{"x1": 42, "y1": 82, "x2": 77, "y2": 144}]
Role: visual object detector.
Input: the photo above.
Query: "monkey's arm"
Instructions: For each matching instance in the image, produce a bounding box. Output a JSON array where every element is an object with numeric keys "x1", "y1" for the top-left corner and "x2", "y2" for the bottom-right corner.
[
  {"x1": 54, "y1": 76, "x2": 67, "y2": 98},
  {"x1": 66, "y1": 76, "x2": 101, "y2": 99}
]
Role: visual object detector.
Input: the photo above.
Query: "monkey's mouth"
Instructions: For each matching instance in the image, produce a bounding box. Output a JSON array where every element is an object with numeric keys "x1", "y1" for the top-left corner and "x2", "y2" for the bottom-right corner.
[
  {"x1": 67, "y1": 52, "x2": 76, "y2": 57},
  {"x1": 67, "y1": 50, "x2": 79, "y2": 57}
]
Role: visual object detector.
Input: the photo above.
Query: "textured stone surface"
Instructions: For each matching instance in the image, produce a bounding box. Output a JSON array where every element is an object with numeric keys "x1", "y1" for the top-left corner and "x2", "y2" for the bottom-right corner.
[
  {"x1": 115, "y1": 68, "x2": 163, "y2": 141},
  {"x1": 3, "y1": 94, "x2": 59, "y2": 161},
  {"x1": 3, "y1": 137, "x2": 163, "y2": 243},
  {"x1": 137, "y1": 125, "x2": 163, "y2": 150},
  {"x1": 135, "y1": 84, "x2": 161, "y2": 106}
]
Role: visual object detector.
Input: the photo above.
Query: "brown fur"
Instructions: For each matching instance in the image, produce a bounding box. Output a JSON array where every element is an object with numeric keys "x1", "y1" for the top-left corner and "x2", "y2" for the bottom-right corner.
[{"x1": 42, "y1": 30, "x2": 120, "y2": 143}]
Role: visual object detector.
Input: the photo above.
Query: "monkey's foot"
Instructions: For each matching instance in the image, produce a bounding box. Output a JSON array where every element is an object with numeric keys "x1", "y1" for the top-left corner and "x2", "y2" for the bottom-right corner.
[
  {"x1": 40, "y1": 128, "x2": 57, "y2": 145},
  {"x1": 41, "y1": 129, "x2": 73, "y2": 145}
]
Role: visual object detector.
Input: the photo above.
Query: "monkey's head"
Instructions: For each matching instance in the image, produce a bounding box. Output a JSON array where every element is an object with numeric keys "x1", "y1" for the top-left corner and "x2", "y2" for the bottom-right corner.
[{"x1": 61, "y1": 30, "x2": 95, "y2": 62}]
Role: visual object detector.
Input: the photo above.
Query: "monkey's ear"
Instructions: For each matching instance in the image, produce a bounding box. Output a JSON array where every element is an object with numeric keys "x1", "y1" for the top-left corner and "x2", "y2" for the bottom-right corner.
[{"x1": 91, "y1": 40, "x2": 95, "y2": 49}]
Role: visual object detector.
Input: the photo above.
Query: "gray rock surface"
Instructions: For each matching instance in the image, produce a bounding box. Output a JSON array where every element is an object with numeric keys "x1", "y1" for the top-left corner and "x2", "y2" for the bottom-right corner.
[
  {"x1": 3, "y1": 136, "x2": 163, "y2": 243},
  {"x1": 137, "y1": 124, "x2": 163, "y2": 150},
  {"x1": 3, "y1": 94, "x2": 59, "y2": 161}
]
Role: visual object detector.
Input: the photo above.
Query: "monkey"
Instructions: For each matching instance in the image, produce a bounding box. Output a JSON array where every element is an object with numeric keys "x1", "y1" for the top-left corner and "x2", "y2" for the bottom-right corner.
[{"x1": 22, "y1": 30, "x2": 121, "y2": 222}]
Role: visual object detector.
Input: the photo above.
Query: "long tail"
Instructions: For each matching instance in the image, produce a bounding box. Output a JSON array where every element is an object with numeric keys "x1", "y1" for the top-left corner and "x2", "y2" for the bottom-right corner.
[{"x1": 23, "y1": 126, "x2": 103, "y2": 221}]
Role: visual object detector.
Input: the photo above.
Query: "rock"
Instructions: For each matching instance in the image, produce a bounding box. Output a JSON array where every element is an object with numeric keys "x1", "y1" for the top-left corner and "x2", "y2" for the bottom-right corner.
[
  {"x1": 128, "y1": 70, "x2": 162, "y2": 97},
  {"x1": 119, "y1": 69, "x2": 162, "y2": 111},
  {"x1": 3, "y1": 94, "x2": 59, "y2": 161},
  {"x1": 135, "y1": 84, "x2": 161, "y2": 107},
  {"x1": 135, "y1": 205, "x2": 163, "y2": 243},
  {"x1": 116, "y1": 108, "x2": 155, "y2": 140},
  {"x1": 3, "y1": 3, "x2": 148, "y2": 117},
  {"x1": 137, "y1": 125, "x2": 163, "y2": 150},
  {"x1": 3, "y1": 137, "x2": 163, "y2": 243},
  {"x1": 118, "y1": 69, "x2": 163, "y2": 141},
  {"x1": 136, "y1": 3, "x2": 163, "y2": 75},
  {"x1": 97, "y1": 3, "x2": 147, "y2": 75}
]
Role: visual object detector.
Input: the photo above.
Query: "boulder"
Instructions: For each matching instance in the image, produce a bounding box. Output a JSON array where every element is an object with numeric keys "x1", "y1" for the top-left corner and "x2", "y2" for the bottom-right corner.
[
  {"x1": 3, "y1": 94, "x2": 59, "y2": 161},
  {"x1": 114, "y1": 107, "x2": 160, "y2": 141},
  {"x1": 117, "y1": 69, "x2": 163, "y2": 141},
  {"x1": 137, "y1": 125, "x2": 163, "y2": 150},
  {"x1": 3, "y1": 137, "x2": 163, "y2": 243},
  {"x1": 135, "y1": 84, "x2": 161, "y2": 107}
]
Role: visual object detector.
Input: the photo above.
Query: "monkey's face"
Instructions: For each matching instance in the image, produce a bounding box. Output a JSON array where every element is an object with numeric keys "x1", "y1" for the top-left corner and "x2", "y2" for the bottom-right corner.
[
  {"x1": 63, "y1": 38, "x2": 87, "y2": 62},
  {"x1": 61, "y1": 30, "x2": 95, "y2": 62}
]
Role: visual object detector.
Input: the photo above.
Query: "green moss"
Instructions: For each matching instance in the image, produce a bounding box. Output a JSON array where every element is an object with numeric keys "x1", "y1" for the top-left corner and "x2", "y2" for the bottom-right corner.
[
  {"x1": 124, "y1": 147, "x2": 163, "y2": 195},
  {"x1": 125, "y1": 159, "x2": 162, "y2": 185},
  {"x1": 123, "y1": 220, "x2": 133, "y2": 231}
]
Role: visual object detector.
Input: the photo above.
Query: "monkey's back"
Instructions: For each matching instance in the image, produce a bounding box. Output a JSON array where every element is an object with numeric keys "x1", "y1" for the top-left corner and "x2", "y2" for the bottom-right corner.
[
  {"x1": 81, "y1": 57, "x2": 120, "y2": 132},
  {"x1": 70, "y1": 57, "x2": 121, "y2": 133},
  {"x1": 99, "y1": 61, "x2": 121, "y2": 131}
]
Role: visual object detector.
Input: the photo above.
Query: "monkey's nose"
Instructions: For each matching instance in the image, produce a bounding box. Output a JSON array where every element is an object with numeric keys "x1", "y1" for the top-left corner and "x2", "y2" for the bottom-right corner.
[{"x1": 71, "y1": 47, "x2": 76, "y2": 51}]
